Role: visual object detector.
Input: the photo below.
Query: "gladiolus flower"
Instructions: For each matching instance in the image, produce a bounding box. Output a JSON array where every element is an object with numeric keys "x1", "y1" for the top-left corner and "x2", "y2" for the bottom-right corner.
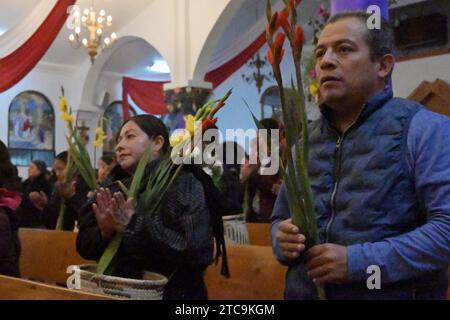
[
  {"x1": 61, "y1": 112, "x2": 74, "y2": 126},
  {"x1": 59, "y1": 96, "x2": 68, "y2": 113},
  {"x1": 289, "y1": 0, "x2": 296, "y2": 11},
  {"x1": 309, "y1": 81, "x2": 319, "y2": 97},
  {"x1": 169, "y1": 129, "x2": 191, "y2": 148},
  {"x1": 201, "y1": 118, "x2": 218, "y2": 132},
  {"x1": 269, "y1": 12, "x2": 278, "y2": 33},
  {"x1": 267, "y1": 48, "x2": 274, "y2": 65},
  {"x1": 94, "y1": 127, "x2": 106, "y2": 148},
  {"x1": 295, "y1": 26, "x2": 304, "y2": 47},
  {"x1": 277, "y1": 13, "x2": 291, "y2": 34},
  {"x1": 279, "y1": 47, "x2": 286, "y2": 63},
  {"x1": 274, "y1": 32, "x2": 286, "y2": 50},
  {"x1": 184, "y1": 115, "x2": 196, "y2": 136}
]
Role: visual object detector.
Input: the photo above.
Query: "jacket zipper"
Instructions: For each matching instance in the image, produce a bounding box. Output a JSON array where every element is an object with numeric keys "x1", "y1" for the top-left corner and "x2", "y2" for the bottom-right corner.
[
  {"x1": 325, "y1": 135, "x2": 343, "y2": 243},
  {"x1": 323, "y1": 103, "x2": 369, "y2": 243}
]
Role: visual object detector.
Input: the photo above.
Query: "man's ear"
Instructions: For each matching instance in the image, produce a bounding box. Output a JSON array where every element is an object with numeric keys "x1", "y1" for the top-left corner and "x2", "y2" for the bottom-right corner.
[{"x1": 378, "y1": 53, "x2": 395, "y2": 79}]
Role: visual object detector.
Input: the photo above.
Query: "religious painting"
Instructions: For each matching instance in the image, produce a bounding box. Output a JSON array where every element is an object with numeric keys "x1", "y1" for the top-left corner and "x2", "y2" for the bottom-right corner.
[
  {"x1": 102, "y1": 101, "x2": 136, "y2": 155},
  {"x1": 8, "y1": 91, "x2": 55, "y2": 150},
  {"x1": 162, "y1": 87, "x2": 211, "y2": 135}
]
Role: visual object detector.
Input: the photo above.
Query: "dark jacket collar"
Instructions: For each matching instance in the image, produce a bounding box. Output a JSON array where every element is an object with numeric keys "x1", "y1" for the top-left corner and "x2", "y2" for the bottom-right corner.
[{"x1": 319, "y1": 89, "x2": 394, "y2": 132}]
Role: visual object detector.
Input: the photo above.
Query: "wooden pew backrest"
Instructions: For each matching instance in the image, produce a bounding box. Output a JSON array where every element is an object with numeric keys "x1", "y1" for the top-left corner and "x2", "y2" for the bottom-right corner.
[
  {"x1": 205, "y1": 244, "x2": 287, "y2": 300},
  {"x1": 0, "y1": 275, "x2": 116, "y2": 300},
  {"x1": 18, "y1": 228, "x2": 93, "y2": 285},
  {"x1": 247, "y1": 223, "x2": 272, "y2": 246}
]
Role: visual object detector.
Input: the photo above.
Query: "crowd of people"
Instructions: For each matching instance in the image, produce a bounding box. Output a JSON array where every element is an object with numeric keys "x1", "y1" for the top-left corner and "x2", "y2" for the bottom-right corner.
[
  {"x1": 0, "y1": 113, "x2": 283, "y2": 299},
  {"x1": 0, "y1": 11, "x2": 448, "y2": 300}
]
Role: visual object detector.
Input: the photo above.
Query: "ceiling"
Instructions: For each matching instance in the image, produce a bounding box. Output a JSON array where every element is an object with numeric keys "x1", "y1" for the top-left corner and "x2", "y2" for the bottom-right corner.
[
  {"x1": 0, "y1": 0, "x2": 153, "y2": 65},
  {"x1": 101, "y1": 38, "x2": 170, "y2": 80},
  {"x1": 0, "y1": 0, "x2": 432, "y2": 80}
]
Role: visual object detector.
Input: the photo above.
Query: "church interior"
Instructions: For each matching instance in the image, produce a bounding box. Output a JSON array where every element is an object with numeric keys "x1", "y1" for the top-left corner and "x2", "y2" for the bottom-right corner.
[{"x1": 0, "y1": 0, "x2": 449, "y2": 302}]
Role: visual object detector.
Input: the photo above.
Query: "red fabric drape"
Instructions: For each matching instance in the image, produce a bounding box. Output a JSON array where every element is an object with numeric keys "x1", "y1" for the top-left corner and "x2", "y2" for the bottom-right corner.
[
  {"x1": 122, "y1": 0, "x2": 301, "y2": 116},
  {"x1": 122, "y1": 77, "x2": 168, "y2": 119},
  {"x1": 204, "y1": 0, "x2": 301, "y2": 89},
  {"x1": 0, "y1": 0, "x2": 76, "y2": 93},
  {"x1": 122, "y1": 33, "x2": 267, "y2": 117},
  {"x1": 205, "y1": 32, "x2": 267, "y2": 89}
]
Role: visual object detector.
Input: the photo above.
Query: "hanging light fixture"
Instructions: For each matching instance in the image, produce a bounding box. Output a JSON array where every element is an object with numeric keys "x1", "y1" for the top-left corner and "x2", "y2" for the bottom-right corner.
[
  {"x1": 241, "y1": 4, "x2": 273, "y2": 94},
  {"x1": 68, "y1": 0, "x2": 117, "y2": 63},
  {"x1": 241, "y1": 53, "x2": 274, "y2": 94}
]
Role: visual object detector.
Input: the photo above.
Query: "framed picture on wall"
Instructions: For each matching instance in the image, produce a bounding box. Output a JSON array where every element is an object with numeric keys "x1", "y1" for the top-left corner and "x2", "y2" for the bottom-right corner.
[
  {"x1": 103, "y1": 101, "x2": 136, "y2": 155},
  {"x1": 8, "y1": 91, "x2": 55, "y2": 166}
]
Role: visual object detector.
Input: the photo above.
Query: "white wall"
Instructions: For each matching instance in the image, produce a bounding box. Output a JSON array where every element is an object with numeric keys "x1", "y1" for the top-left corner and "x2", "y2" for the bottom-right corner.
[
  {"x1": 0, "y1": 62, "x2": 81, "y2": 179},
  {"x1": 211, "y1": 43, "x2": 320, "y2": 152},
  {"x1": 392, "y1": 53, "x2": 450, "y2": 98}
]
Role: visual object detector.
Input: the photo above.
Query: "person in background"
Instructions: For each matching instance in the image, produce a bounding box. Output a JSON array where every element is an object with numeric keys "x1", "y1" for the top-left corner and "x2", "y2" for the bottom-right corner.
[
  {"x1": 97, "y1": 155, "x2": 115, "y2": 185},
  {"x1": 241, "y1": 118, "x2": 282, "y2": 223},
  {"x1": 17, "y1": 160, "x2": 51, "y2": 228},
  {"x1": 77, "y1": 115, "x2": 224, "y2": 300},
  {"x1": 0, "y1": 140, "x2": 22, "y2": 277},
  {"x1": 216, "y1": 141, "x2": 246, "y2": 216},
  {"x1": 29, "y1": 151, "x2": 90, "y2": 230}
]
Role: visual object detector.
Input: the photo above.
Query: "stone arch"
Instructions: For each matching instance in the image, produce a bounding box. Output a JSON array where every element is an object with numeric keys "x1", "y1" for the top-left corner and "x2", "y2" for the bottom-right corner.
[{"x1": 79, "y1": 36, "x2": 170, "y2": 110}]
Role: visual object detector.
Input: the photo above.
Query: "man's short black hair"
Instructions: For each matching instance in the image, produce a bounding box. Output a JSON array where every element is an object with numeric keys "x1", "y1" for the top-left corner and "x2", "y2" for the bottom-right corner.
[{"x1": 325, "y1": 11, "x2": 395, "y2": 61}]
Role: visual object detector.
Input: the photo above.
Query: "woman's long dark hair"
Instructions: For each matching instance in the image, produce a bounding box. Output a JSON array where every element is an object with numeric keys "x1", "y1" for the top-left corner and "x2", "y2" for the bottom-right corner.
[{"x1": 0, "y1": 140, "x2": 20, "y2": 191}]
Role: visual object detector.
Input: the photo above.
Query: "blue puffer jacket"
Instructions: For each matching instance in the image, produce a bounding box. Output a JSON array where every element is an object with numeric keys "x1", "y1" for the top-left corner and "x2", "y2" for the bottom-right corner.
[{"x1": 272, "y1": 89, "x2": 450, "y2": 300}]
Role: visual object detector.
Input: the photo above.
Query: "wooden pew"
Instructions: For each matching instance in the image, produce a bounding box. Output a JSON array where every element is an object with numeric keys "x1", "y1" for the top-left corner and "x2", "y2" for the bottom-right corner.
[
  {"x1": 18, "y1": 229, "x2": 449, "y2": 300},
  {"x1": 18, "y1": 228, "x2": 93, "y2": 285},
  {"x1": 247, "y1": 223, "x2": 272, "y2": 246},
  {"x1": 19, "y1": 229, "x2": 286, "y2": 300},
  {"x1": 0, "y1": 275, "x2": 116, "y2": 300},
  {"x1": 205, "y1": 244, "x2": 287, "y2": 300}
]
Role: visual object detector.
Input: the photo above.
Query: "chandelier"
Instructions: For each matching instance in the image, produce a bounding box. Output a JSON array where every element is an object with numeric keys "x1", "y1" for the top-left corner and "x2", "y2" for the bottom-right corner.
[
  {"x1": 69, "y1": 1, "x2": 117, "y2": 63},
  {"x1": 241, "y1": 53, "x2": 274, "y2": 94}
]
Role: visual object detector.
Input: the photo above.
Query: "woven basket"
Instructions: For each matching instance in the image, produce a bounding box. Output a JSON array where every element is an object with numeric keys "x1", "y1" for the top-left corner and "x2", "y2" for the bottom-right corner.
[
  {"x1": 222, "y1": 213, "x2": 250, "y2": 245},
  {"x1": 76, "y1": 264, "x2": 168, "y2": 300}
]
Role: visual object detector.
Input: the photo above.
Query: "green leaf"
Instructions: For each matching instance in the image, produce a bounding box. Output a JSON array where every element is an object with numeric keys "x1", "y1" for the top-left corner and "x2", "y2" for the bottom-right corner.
[
  {"x1": 266, "y1": 0, "x2": 272, "y2": 23},
  {"x1": 117, "y1": 181, "x2": 130, "y2": 198},
  {"x1": 56, "y1": 203, "x2": 66, "y2": 231},
  {"x1": 242, "y1": 99, "x2": 264, "y2": 130},
  {"x1": 128, "y1": 144, "x2": 154, "y2": 199},
  {"x1": 96, "y1": 233, "x2": 124, "y2": 275}
]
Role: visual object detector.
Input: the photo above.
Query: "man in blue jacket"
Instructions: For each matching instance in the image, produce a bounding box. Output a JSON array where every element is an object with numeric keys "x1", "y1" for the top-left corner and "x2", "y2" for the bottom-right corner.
[{"x1": 272, "y1": 11, "x2": 450, "y2": 299}]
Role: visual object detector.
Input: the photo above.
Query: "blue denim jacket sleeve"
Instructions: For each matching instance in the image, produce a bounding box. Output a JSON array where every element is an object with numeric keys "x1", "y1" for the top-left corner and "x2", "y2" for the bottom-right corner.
[{"x1": 347, "y1": 108, "x2": 450, "y2": 284}]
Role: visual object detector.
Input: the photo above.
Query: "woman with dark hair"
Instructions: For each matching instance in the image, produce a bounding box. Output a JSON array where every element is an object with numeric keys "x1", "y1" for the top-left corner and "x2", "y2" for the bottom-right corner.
[
  {"x1": 241, "y1": 118, "x2": 282, "y2": 223},
  {"x1": 97, "y1": 155, "x2": 115, "y2": 185},
  {"x1": 0, "y1": 140, "x2": 22, "y2": 277},
  {"x1": 17, "y1": 160, "x2": 52, "y2": 228},
  {"x1": 77, "y1": 114, "x2": 218, "y2": 300},
  {"x1": 215, "y1": 141, "x2": 246, "y2": 215},
  {"x1": 29, "y1": 151, "x2": 90, "y2": 230}
]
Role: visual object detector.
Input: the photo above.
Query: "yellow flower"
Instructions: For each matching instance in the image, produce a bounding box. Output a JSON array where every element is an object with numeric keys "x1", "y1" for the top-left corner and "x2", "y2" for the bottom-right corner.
[
  {"x1": 59, "y1": 96, "x2": 68, "y2": 113},
  {"x1": 309, "y1": 81, "x2": 319, "y2": 97},
  {"x1": 169, "y1": 129, "x2": 191, "y2": 148},
  {"x1": 184, "y1": 115, "x2": 196, "y2": 136},
  {"x1": 94, "y1": 127, "x2": 106, "y2": 148},
  {"x1": 61, "y1": 111, "x2": 74, "y2": 126}
]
